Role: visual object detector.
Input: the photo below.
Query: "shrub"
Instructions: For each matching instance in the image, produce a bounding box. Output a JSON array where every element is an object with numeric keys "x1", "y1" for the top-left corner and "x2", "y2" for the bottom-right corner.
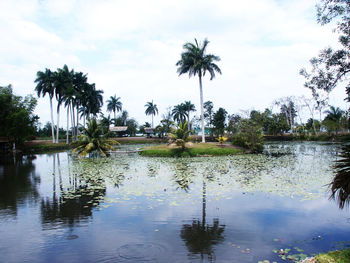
[{"x1": 232, "y1": 119, "x2": 264, "y2": 152}]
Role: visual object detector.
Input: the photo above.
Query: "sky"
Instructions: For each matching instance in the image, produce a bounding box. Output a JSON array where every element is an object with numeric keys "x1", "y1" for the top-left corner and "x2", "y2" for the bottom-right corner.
[{"x1": 0, "y1": 0, "x2": 348, "y2": 128}]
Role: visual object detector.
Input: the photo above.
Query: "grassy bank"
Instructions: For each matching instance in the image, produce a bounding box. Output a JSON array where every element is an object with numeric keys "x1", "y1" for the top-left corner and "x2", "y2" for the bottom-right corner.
[
  {"x1": 22, "y1": 142, "x2": 73, "y2": 154},
  {"x1": 311, "y1": 249, "x2": 350, "y2": 263},
  {"x1": 139, "y1": 143, "x2": 244, "y2": 157}
]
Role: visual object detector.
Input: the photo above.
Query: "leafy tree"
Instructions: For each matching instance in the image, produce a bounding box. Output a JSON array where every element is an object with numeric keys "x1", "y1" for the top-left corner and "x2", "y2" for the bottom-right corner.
[
  {"x1": 126, "y1": 119, "x2": 138, "y2": 136},
  {"x1": 145, "y1": 100, "x2": 158, "y2": 128},
  {"x1": 34, "y1": 69, "x2": 56, "y2": 143},
  {"x1": 226, "y1": 114, "x2": 241, "y2": 135},
  {"x1": 212, "y1": 107, "x2": 227, "y2": 137},
  {"x1": 72, "y1": 118, "x2": 118, "y2": 157},
  {"x1": 267, "y1": 113, "x2": 289, "y2": 135},
  {"x1": 204, "y1": 101, "x2": 214, "y2": 127},
  {"x1": 0, "y1": 85, "x2": 38, "y2": 148},
  {"x1": 232, "y1": 119, "x2": 264, "y2": 152},
  {"x1": 176, "y1": 39, "x2": 221, "y2": 143},
  {"x1": 300, "y1": 0, "x2": 350, "y2": 107},
  {"x1": 106, "y1": 95, "x2": 122, "y2": 121}
]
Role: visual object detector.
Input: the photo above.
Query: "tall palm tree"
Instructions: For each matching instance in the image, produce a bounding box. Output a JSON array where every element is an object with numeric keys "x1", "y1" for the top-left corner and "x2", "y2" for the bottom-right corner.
[
  {"x1": 145, "y1": 100, "x2": 158, "y2": 128},
  {"x1": 106, "y1": 95, "x2": 122, "y2": 121},
  {"x1": 54, "y1": 65, "x2": 74, "y2": 143},
  {"x1": 176, "y1": 38, "x2": 221, "y2": 143},
  {"x1": 35, "y1": 69, "x2": 56, "y2": 143},
  {"x1": 183, "y1": 101, "x2": 196, "y2": 130},
  {"x1": 172, "y1": 104, "x2": 188, "y2": 124}
]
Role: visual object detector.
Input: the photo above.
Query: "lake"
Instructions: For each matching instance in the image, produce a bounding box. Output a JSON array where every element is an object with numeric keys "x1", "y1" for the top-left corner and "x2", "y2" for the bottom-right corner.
[{"x1": 0, "y1": 142, "x2": 349, "y2": 262}]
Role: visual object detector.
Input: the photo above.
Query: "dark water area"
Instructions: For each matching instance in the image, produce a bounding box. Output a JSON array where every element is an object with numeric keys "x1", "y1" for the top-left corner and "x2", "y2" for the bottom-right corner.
[{"x1": 0, "y1": 142, "x2": 349, "y2": 263}]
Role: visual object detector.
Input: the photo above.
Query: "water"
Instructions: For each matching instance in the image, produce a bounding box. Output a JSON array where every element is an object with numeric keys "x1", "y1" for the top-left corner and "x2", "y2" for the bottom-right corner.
[{"x1": 0, "y1": 142, "x2": 349, "y2": 262}]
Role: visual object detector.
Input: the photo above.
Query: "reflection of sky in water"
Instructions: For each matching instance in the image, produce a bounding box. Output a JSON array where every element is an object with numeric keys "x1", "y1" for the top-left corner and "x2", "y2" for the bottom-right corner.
[{"x1": 0, "y1": 142, "x2": 349, "y2": 263}]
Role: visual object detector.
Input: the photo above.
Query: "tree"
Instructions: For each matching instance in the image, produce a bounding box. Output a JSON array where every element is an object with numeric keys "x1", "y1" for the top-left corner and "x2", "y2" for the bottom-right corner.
[
  {"x1": 106, "y1": 95, "x2": 122, "y2": 121},
  {"x1": 212, "y1": 107, "x2": 227, "y2": 137},
  {"x1": 300, "y1": 0, "x2": 350, "y2": 107},
  {"x1": 323, "y1": 105, "x2": 344, "y2": 134},
  {"x1": 72, "y1": 118, "x2": 118, "y2": 157},
  {"x1": 232, "y1": 119, "x2": 264, "y2": 152},
  {"x1": 144, "y1": 100, "x2": 158, "y2": 128},
  {"x1": 183, "y1": 101, "x2": 196, "y2": 130},
  {"x1": 34, "y1": 69, "x2": 56, "y2": 143},
  {"x1": 0, "y1": 85, "x2": 38, "y2": 148},
  {"x1": 176, "y1": 39, "x2": 221, "y2": 143},
  {"x1": 168, "y1": 122, "x2": 192, "y2": 150},
  {"x1": 330, "y1": 144, "x2": 350, "y2": 209},
  {"x1": 172, "y1": 104, "x2": 187, "y2": 124}
]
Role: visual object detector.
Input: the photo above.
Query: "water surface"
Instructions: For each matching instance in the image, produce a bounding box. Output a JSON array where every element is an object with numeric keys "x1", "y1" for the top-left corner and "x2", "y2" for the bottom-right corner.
[{"x1": 0, "y1": 142, "x2": 349, "y2": 262}]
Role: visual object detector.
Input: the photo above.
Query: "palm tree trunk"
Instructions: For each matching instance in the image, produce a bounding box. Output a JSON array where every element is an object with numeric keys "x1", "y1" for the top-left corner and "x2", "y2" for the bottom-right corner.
[
  {"x1": 50, "y1": 97, "x2": 55, "y2": 143},
  {"x1": 66, "y1": 105, "x2": 69, "y2": 144},
  {"x1": 56, "y1": 105, "x2": 60, "y2": 144},
  {"x1": 152, "y1": 114, "x2": 154, "y2": 128},
  {"x1": 188, "y1": 114, "x2": 191, "y2": 131},
  {"x1": 199, "y1": 74, "x2": 205, "y2": 143},
  {"x1": 76, "y1": 105, "x2": 79, "y2": 136}
]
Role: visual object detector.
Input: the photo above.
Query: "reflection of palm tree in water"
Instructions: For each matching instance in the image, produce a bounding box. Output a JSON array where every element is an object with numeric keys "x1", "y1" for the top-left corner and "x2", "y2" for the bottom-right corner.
[
  {"x1": 180, "y1": 179, "x2": 225, "y2": 262},
  {"x1": 330, "y1": 144, "x2": 350, "y2": 209},
  {"x1": 41, "y1": 153, "x2": 111, "y2": 226}
]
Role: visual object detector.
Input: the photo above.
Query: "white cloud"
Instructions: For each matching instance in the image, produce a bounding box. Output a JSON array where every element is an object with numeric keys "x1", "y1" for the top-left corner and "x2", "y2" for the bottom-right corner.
[{"x1": 0, "y1": 0, "x2": 347, "y2": 128}]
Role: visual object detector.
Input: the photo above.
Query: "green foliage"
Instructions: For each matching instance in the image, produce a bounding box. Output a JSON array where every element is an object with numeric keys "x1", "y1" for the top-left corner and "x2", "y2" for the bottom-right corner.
[
  {"x1": 0, "y1": 85, "x2": 39, "y2": 147},
  {"x1": 300, "y1": 0, "x2": 350, "y2": 104},
  {"x1": 213, "y1": 107, "x2": 227, "y2": 137},
  {"x1": 139, "y1": 143, "x2": 242, "y2": 157},
  {"x1": 315, "y1": 249, "x2": 350, "y2": 263},
  {"x1": 232, "y1": 119, "x2": 264, "y2": 152},
  {"x1": 168, "y1": 122, "x2": 192, "y2": 150},
  {"x1": 330, "y1": 144, "x2": 350, "y2": 209},
  {"x1": 72, "y1": 118, "x2": 119, "y2": 157}
]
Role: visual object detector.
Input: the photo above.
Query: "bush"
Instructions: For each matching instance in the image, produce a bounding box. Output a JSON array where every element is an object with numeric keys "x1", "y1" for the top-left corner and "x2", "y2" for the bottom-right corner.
[{"x1": 232, "y1": 119, "x2": 264, "y2": 152}]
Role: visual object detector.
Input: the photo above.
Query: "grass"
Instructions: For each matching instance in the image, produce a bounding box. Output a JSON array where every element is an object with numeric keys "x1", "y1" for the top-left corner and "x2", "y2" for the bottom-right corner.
[
  {"x1": 139, "y1": 143, "x2": 244, "y2": 157},
  {"x1": 22, "y1": 142, "x2": 73, "y2": 154},
  {"x1": 314, "y1": 249, "x2": 350, "y2": 263}
]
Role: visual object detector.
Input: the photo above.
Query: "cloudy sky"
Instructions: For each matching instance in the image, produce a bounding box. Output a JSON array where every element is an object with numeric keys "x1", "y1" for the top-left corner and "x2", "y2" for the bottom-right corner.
[{"x1": 0, "y1": 0, "x2": 347, "y2": 127}]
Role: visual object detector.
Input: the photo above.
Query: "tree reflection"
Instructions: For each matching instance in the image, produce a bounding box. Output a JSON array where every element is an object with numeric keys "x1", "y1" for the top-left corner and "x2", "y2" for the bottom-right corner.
[
  {"x1": 180, "y1": 179, "x2": 225, "y2": 262},
  {"x1": 0, "y1": 154, "x2": 39, "y2": 216},
  {"x1": 330, "y1": 144, "x2": 350, "y2": 209},
  {"x1": 41, "y1": 153, "x2": 110, "y2": 227}
]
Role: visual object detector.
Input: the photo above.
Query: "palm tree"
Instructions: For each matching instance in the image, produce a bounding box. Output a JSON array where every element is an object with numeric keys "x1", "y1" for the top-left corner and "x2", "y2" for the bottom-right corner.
[
  {"x1": 54, "y1": 65, "x2": 74, "y2": 143},
  {"x1": 330, "y1": 144, "x2": 350, "y2": 209},
  {"x1": 176, "y1": 38, "x2": 221, "y2": 143},
  {"x1": 72, "y1": 118, "x2": 119, "y2": 157},
  {"x1": 107, "y1": 95, "x2": 122, "y2": 121},
  {"x1": 183, "y1": 101, "x2": 196, "y2": 130},
  {"x1": 324, "y1": 106, "x2": 344, "y2": 134},
  {"x1": 168, "y1": 122, "x2": 191, "y2": 150},
  {"x1": 172, "y1": 104, "x2": 188, "y2": 124},
  {"x1": 145, "y1": 100, "x2": 158, "y2": 128},
  {"x1": 35, "y1": 69, "x2": 56, "y2": 143}
]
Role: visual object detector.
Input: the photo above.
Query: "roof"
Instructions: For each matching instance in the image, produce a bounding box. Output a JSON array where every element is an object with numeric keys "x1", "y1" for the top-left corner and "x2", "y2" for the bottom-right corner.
[
  {"x1": 144, "y1": 128, "x2": 154, "y2": 134},
  {"x1": 109, "y1": 126, "x2": 128, "y2": 132}
]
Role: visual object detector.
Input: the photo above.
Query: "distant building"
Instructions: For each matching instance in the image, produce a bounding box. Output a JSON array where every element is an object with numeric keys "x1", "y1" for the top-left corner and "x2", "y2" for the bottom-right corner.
[
  {"x1": 109, "y1": 126, "x2": 128, "y2": 136},
  {"x1": 144, "y1": 128, "x2": 154, "y2": 137}
]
